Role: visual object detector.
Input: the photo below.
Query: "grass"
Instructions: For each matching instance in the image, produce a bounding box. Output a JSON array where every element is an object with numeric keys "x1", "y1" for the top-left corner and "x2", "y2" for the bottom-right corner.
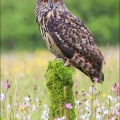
[{"x1": 1, "y1": 47, "x2": 119, "y2": 120}]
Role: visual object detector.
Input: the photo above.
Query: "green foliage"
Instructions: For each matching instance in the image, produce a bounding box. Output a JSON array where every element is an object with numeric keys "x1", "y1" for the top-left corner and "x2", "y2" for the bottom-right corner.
[
  {"x1": 45, "y1": 60, "x2": 76, "y2": 119},
  {"x1": 1, "y1": 0, "x2": 119, "y2": 51}
]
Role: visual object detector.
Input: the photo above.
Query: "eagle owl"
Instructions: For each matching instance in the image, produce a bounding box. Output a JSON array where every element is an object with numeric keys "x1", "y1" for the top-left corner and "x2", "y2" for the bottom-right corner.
[{"x1": 35, "y1": 0, "x2": 105, "y2": 83}]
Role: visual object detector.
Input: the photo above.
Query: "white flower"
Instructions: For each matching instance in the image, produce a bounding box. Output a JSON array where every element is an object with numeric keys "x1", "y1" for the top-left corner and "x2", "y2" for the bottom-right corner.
[
  {"x1": 103, "y1": 110, "x2": 108, "y2": 114},
  {"x1": 85, "y1": 100, "x2": 90, "y2": 107},
  {"x1": 89, "y1": 86, "x2": 96, "y2": 93},
  {"x1": 109, "y1": 107, "x2": 115, "y2": 114},
  {"x1": 80, "y1": 114, "x2": 87, "y2": 120},
  {"x1": 87, "y1": 110, "x2": 91, "y2": 117},
  {"x1": 113, "y1": 98, "x2": 117, "y2": 103},
  {"x1": 94, "y1": 99, "x2": 100, "y2": 107},
  {"x1": 85, "y1": 106, "x2": 90, "y2": 111},
  {"x1": 32, "y1": 105, "x2": 36, "y2": 112},
  {"x1": 24, "y1": 97, "x2": 30, "y2": 102},
  {"x1": 23, "y1": 115, "x2": 31, "y2": 120},
  {"x1": 16, "y1": 114, "x2": 21, "y2": 119},
  {"x1": 7, "y1": 104, "x2": 10, "y2": 109},
  {"x1": 41, "y1": 105, "x2": 49, "y2": 120},
  {"x1": 0, "y1": 93, "x2": 5, "y2": 102},
  {"x1": 56, "y1": 116, "x2": 66, "y2": 120},
  {"x1": 107, "y1": 95, "x2": 113, "y2": 102},
  {"x1": 25, "y1": 102, "x2": 30, "y2": 107},
  {"x1": 41, "y1": 110, "x2": 49, "y2": 120},
  {"x1": 61, "y1": 116, "x2": 66, "y2": 120},
  {"x1": 13, "y1": 103, "x2": 18, "y2": 107},
  {"x1": 96, "y1": 107, "x2": 101, "y2": 113},
  {"x1": 118, "y1": 96, "x2": 120, "y2": 101},
  {"x1": 115, "y1": 103, "x2": 120, "y2": 110},
  {"x1": 96, "y1": 114, "x2": 103, "y2": 120},
  {"x1": 75, "y1": 100, "x2": 81, "y2": 109},
  {"x1": 36, "y1": 97, "x2": 39, "y2": 102}
]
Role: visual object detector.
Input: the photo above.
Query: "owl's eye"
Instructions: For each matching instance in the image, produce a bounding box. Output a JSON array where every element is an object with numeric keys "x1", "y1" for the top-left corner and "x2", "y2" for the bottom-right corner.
[
  {"x1": 42, "y1": 0, "x2": 48, "y2": 4},
  {"x1": 54, "y1": 0, "x2": 60, "y2": 3}
]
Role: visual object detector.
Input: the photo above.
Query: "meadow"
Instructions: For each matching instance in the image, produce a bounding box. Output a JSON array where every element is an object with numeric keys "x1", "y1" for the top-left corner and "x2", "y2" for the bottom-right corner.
[{"x1": 1, "y1": 47, "x2": 119, "y2": 120}]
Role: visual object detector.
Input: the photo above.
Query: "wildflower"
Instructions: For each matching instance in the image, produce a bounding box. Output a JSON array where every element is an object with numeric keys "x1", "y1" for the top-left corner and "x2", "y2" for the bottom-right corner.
[
  {"x1": 19, "y1": 103, "x2": 26, "y2": 110},
  {"x1": 32, "y1": 105, "x2": 36, "y2": 112},
  {"x1": 103, "y1": 110, "x2": 109, "y2": 114},
  {"x1": 41, "y1": 110, "x2": 49, "y2": 120},
  {"x1": 80, "y1": 114, "x2": 87, "y2": 120},
  {"x1": 96, "y1": 107, "x2": 101, "y2": 113},
  {"x1": 0, "y1": 93, "x2": 5, "y2": 102},
  {"x1": 93, "y1": 77, "x2": 99, "y2": 82},
  {"x1": 34, "y1": 85, "x2": 37, "y2": 91},
  {"x1": 36, "y1": 97, "x2": 39, "y2": 102},
  {"x1": 65, "y1": 103, "x2": 73, "y2": 110},
  {"x1": 1, "y1": 81, "x2": 7, "y2": 89},
  {"x1": 74, "y1": 83, "x2": 77, "y2": 87},
  {"x1": 96, "y1": 114, "x2": 103, "y2": 120},
  {"x1": 94, "y1": 99, "x2": 100, "y2": 107},
  {"x1": 102, "y1": 93, "x2": 106, "y2": 97},
  {"x1": 80, "y1": 112, "x2": 91, "y2": 120},
  {"x1": 116, "y1": 110, "x2": 120, "y2": 116},
  {"x1": 56, "y1": 116, "x2": 66, "y2": 120},
  {"x1": 86, "y1": 93, "x2": 90, "y2": 97},
  {"x1": 75, "y1": 100, "x2": 81, "y2": 109},
  {"x1": 23, "y1": 115, "x2": 31, "y2": 120},
  {"x1": 24, "y1": 97, "x2": 30, "y2": 102},
  {"x1": 89, "y1": 86, "x2": 96, "y2": 93},
  {"x1": 85, "y1": 100, "x2": 90, "y2": 107},
  {"x1": 75, "y1": 91, "x2": 78, "y2": 95},
  {"x1": 118, "y1": 95, "x2": 120, "y2": 101},
  {"x1": 107, "y1": 95, "x2": 113, "y2": 103},
  {"x1": 109, "y1": 107, "x2": 115, "y2": 114},
  {"x1": 115, "y1": 103, "x2": 120, "y2": 109},
  {"x1": 16, "y1": 114, "x2": 21, "y2": 119},
  {"x1": 13, "y1": 103, "x2": 18, "y2": 107}
]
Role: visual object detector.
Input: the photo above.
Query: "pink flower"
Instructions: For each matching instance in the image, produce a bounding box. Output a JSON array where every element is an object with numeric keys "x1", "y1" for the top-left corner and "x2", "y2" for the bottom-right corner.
[
  {"x1": 93, "y1": 77, "x2": 99, "y2": 82},
  {"x1": 65, "y1": 103, "x2": 72, "y2": 110},
  {"x1": 116, "y1": 110, "x2": 120, "y2": 116},
  {"x1": 86, "y1": 93, "x2": 90, "y2": 97},
  {"x1": 74, "y1": 83, "x2": 77, "y2": 87},
  {"x1": 89, "y1": 86, "x2": 96, "y2": 93}
]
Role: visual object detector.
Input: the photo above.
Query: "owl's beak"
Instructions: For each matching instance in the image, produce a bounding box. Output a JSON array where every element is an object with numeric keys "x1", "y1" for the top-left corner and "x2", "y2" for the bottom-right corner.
[{"x1": 50, "y1": 2, "x2": 54, "y2": 10}]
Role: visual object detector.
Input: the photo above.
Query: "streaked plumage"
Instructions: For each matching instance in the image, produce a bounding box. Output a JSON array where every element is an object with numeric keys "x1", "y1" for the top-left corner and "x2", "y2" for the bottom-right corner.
[{"x1": 35, "y1": 0, "x2": 105, "y2": 83}]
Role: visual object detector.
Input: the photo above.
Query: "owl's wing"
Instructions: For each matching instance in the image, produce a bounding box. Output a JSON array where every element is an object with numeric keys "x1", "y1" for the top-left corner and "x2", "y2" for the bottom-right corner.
[{"x1": 47, "y1": 10, "x2": 104, "y2": 71}]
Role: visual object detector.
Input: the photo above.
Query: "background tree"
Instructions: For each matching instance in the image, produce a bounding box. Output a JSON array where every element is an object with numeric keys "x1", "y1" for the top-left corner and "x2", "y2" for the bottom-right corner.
[{"x1": 1, "y1": 0, "x2": 119, "y2": 52}]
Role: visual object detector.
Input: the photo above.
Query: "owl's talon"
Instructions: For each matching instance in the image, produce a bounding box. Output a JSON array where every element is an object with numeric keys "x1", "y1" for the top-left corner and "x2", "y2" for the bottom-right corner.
[
  {"x1": 64, "y1": 59, "x2": 71, "y2": 67},
  {"x1": 55, "y1": 57, "x2": 66, "y2": 63}
]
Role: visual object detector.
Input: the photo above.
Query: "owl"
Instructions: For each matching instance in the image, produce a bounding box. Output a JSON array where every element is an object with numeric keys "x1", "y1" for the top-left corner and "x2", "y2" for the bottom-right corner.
[{"x1": 35, "y1": 0, "x2": 105, "y2": 83}]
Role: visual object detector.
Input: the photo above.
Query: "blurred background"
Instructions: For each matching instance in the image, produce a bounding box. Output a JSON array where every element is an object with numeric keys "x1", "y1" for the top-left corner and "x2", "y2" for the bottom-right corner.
[{"x1": 1, "y1": 0, "x2": 119, "y2": 52}]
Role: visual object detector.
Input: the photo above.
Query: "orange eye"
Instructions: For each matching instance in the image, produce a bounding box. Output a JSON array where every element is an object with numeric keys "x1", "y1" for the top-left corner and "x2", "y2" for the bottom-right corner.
[
  {"x1": 42, "y1": 0, "x2": 48, "y2": 4},
  {"x1": 54, "y1": 0, "x2": 60, "y2": 3}
]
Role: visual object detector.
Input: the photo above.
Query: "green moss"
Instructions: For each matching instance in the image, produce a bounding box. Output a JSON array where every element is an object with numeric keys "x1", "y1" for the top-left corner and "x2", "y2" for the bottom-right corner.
[{"x1": 45, "y1": 60, "x2": 76, "y2": 119}]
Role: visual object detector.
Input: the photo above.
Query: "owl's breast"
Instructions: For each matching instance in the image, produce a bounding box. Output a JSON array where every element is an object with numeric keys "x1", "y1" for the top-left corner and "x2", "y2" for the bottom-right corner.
[{"x1": 39, "y1": 13, "x2": 64, "y2": 57}]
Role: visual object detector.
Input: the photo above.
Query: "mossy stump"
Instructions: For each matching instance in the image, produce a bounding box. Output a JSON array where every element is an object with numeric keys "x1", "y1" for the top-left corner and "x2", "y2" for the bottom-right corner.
[{"x1": 45, "y1": 60, "x2": 76, "y2": 120}]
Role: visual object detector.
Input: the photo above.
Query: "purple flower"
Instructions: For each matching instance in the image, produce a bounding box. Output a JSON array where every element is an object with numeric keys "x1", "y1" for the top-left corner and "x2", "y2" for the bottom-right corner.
[
  {"x1": 93, "y1": 77, "x2": 99, "y2": 82},
  {"x1": 74, "y1": 83, "x2": 77, "y2": 87},
  {"x1": 65, "y1": 103, "x2": 72, "y2": 110},
  {"x1": 116, "y1": 110, "x2": 120, "y2": 116},
  {"x1": 89, "y1": 86, "x2": 96, "y2": 93}
]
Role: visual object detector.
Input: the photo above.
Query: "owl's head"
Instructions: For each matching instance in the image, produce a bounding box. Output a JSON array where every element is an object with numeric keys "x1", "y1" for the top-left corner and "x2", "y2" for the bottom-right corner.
[{"x1": 35, "y1": 0, "x2": 67, "y2": 14}]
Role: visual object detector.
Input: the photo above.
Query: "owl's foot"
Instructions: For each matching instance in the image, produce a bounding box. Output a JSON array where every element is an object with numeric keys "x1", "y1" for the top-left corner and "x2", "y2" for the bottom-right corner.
[
  {"x1": 64, "y1": 59, "x2": 71, "y2": 67},
  {"x1": 55, "y1": 57, "x2": 66, "y2": 63}
]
